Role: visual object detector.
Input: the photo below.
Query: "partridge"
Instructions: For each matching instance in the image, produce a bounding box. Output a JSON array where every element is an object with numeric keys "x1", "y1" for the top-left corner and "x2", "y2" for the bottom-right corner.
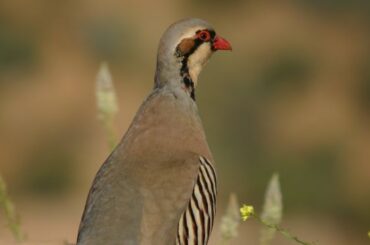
[{"x1": 77, "y1": 18, "x2": 231, "y2": 245}]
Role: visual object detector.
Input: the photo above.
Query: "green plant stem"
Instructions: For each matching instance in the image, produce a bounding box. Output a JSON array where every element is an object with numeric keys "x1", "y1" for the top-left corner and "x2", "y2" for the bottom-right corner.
[
  {"x1": 0, "y1": 175, "x2": 24, "y2": 242},
  {"x1": 253, "y1": 214, "x2": 314, "y2": 245},
  {"x1": 102, "y1": 117, "x2": 117, "y2": 150}
]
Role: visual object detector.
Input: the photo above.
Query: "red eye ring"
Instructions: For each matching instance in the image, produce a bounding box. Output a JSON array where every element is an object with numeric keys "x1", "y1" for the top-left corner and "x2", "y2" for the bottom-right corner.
[{"x1": 197, "y1": 30, "x2": 211, "y2": 42}]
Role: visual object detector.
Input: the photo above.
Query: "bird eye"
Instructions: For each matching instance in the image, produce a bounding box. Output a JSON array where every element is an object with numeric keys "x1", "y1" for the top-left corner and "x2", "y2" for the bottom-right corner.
[{"x1": 197, "y1": 30, "x2": 210, "y2": 42}]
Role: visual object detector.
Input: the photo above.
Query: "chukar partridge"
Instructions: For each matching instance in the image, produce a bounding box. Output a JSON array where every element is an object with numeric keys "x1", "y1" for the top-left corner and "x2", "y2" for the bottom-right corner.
[{"x1": 77, "y1": 18, "x2": 231, "y2": 245}]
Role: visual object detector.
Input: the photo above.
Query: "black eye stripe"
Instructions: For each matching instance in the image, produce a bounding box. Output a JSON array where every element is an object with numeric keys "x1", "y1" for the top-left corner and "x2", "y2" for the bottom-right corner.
[{"x1": 190, "y1": 39, "x2": 203, "y2": 54}]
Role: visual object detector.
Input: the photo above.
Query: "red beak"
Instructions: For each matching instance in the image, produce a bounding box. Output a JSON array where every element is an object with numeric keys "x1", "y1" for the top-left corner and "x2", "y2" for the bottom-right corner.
[{"x1": 212, "y1": 35, "x2": 232, "y2": 51}]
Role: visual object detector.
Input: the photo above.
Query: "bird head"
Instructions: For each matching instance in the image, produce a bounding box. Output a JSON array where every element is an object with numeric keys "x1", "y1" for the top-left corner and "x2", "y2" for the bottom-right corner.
[{"x1": 155, "y1": 18, "x2": 231, "y2": 99}]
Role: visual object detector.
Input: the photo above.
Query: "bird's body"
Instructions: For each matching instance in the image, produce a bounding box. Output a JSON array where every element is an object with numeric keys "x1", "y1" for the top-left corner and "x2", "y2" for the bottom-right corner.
[{"x1": 77, "y1": 18, "x2": 231, "y2": 245}]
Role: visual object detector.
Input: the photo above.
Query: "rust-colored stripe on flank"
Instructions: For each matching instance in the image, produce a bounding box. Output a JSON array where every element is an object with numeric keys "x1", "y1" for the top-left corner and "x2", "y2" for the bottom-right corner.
[
  {"x1": 196, "y1": 177, "x2": 209, "y2": 220},
  {"x1": 188, "y1": 200, "x2": 198, "y2": 244},
  {"x1": 203, "y1": 158, "x2": 217, "y2": 186},
  {"x1": 199, "y1": 166, "x2": 215, "y2": 207},
  {"x1": 192, "y1": 191, "x2": 206, "y2": 244},
  {"x1": 198, "y1": 203, "x2": 206, "y2": 244},
  {"x1": 183, "y1": 210, "x2": 189, "y2": 243},
  {"x1": 200, "y1": 173, "x2": 215, "y2": 224},
  {"x1": 197, "y1": 174, "x2": 212, "y2": 244},
  {"x1": 201, "y1": 158, "x2": 217, "y2": 195},
  {"x1": 177, "y1": 156, "x2": 217, "y2": 245},
  {"x1": 199, "y1": 169, "x2": 214, "y2": 233},
  {"x1": 199, "y1": 157, "x2": 217, "y2": 233},
  {"x1": 199, "y1": 170, "x2": 212, "y2": 220}
]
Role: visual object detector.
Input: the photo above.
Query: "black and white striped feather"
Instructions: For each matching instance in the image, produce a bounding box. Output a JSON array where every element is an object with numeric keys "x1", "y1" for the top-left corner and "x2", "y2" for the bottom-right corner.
[{"x1": 176, "y1": 156, "x2": 217, "y2": 245}]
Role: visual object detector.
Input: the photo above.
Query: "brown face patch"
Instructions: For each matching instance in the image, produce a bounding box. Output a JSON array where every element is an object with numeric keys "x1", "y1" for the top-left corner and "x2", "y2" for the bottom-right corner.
[{"x1": 176, "y1": 38, "x2": 195, "y2": 57}]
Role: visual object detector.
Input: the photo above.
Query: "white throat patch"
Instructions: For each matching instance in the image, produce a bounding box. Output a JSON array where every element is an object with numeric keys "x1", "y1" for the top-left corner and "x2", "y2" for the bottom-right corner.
[{"x1": 187, "y1": 42, "x2": 213, "y2": 86}]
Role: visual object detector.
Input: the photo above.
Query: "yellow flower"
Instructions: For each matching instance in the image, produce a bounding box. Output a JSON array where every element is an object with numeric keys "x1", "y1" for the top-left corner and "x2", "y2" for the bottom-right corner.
[
  {"x1": 368, "y1": 231, "x2": 370, "y2": 238},
  {"x1": 240, "y1": 204, "x2": 254, "y2": 221}
]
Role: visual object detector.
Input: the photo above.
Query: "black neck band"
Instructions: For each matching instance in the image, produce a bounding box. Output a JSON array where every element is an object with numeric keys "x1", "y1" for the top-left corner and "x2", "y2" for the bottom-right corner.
[{"x1": 177, "y1": 39, "x2": 203, "y2": 101}]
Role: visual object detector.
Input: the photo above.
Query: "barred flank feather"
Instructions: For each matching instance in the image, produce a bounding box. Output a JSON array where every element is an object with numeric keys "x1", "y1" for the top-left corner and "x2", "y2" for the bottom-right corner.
[{"x1": 177, "y1": 156, "x2": 217, "y2": 245}]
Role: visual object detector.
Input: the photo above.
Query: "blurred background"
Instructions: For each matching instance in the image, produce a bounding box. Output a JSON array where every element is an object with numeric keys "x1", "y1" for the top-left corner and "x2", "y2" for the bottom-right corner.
[{"x1": 0, "y1": 0, "x2": 370, "y2": 244}]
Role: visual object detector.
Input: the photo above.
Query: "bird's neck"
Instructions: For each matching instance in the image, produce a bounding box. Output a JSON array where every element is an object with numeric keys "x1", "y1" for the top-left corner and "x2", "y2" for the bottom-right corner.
[
  {"x1": 179, "y1": 56, "x2": 196, "y2": 100},
  {"x1": 154, "y1": 58, "x2": 198, "y2": 101}
]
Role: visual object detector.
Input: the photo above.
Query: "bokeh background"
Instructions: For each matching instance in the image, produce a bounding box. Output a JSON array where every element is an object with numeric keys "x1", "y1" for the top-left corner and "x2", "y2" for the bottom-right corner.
[{"x1": 1, "y1": 1, "x2": 370, "y2": 244}]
